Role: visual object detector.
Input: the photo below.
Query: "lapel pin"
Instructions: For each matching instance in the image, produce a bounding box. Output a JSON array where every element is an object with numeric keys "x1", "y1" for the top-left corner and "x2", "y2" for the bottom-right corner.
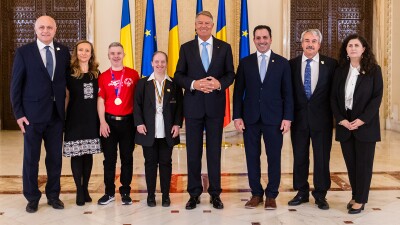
[
  {"x1": 321, "y1": 61, "x2": 324, "y2": 64},
  {"x1": 362, "y1": 71, "x2": 365, "y2": 74},
  {"x1": 272, "y1": 60, "x2": 275, "y2": 62},
  {"x1": 56, "y1": 47, "x2": 60, "y2": 51},
  {"x1": 167, "y1": 89, "x2": 170, "y2": 92}
]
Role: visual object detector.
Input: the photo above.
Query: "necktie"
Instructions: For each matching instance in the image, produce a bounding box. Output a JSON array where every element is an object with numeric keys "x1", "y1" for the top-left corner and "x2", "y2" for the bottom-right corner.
[
  {"x1": 201, "y1": 42, "x2": 209, "y2": 71},
  {"x1": 260, "y1": 54, "x2": 266, "y2": 82},
  {"x1": 45, "y1": 46, "x2": 54, "y2": 79},
  {"x1": 304, "y1": 58, "x2": 312, "y2": 100}
]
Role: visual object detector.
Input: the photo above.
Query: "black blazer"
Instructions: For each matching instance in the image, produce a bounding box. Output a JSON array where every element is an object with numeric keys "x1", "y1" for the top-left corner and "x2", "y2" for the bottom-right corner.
[
  {"x1": 330, "y1": 63, "x2": 383, "y2": 142},
  {"x1": 289, "y1": 54, "x2": 337, "y2": 131},
  {"x1": 10, "y1": 41, "x2": 71, "y2": 123},
  {"x1": 134, "y1": 77, "x2": 183, "y2": 147},
  {"x1": 232, "y1": 51, "x2": 293, "y2": 125},
  {"x1": 174, "y1": 36, "x2": 235, "y2": 119}
]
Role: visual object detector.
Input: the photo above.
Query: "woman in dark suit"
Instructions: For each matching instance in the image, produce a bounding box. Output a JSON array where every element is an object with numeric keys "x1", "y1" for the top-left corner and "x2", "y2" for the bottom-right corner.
[
  {"x1": 331, "y1": 34, "x2": 383, "y2": 214},
  {"x1": 134, "y1": 51, "x2": 183, "y2": 207}
]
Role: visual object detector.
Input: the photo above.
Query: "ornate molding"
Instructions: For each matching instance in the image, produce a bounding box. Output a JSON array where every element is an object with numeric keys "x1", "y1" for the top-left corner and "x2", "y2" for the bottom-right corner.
[{"x1": 86, "y1": 0, "x2": 94, "y2": 43}]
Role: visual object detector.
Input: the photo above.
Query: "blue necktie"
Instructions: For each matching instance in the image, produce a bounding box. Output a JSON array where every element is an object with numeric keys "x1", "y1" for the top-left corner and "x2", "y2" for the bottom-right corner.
[
  {"x1": 45, "y1": 46, "x2": 54, "y2": 79},
  {"x1": 260, "y1": 54, "x2": 266, "y2": 82},
  {"x1": 201, "y1": 42, "x2": 209, "y2": 71},
  {"x1": 304, "y1": 58, "x2": 312, "y2": 100}
]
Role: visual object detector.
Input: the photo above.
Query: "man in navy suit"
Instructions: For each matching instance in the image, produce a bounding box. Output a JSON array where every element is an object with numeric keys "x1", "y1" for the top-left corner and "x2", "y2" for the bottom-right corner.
[
  {"x1": 288, "y1": 29, "x2": 337, "y2": 210},
  {"x1": 174, "y1": 11, "x2": 235, "y2": 210},
  {"x1": 233, "y1": 25, "x2": 293, "y2": 210},
  {"x1": 10, "y1": 16, "x2": 71, "y2": 213}
]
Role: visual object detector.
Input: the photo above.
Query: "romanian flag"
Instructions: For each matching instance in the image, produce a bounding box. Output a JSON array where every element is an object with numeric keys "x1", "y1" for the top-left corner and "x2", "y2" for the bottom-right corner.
[
  {"x1": 196, "y1": 0, "x2": 203, "y2": 13},
  {"x1": 239, "y1": 0, "x2": 250, "y2": 60},
  {"x1": 216, "y1": 0, "x2": 230, "y2": 128},
  {"x1": 141, "y1": 0, "x2": 157, "y2": 77},
  {"x1": 168, "y1": 0, "x2": 179, "y2": 77},
  {"x1": 120, "y1": 0, "x2": 134, "y2": 69}
]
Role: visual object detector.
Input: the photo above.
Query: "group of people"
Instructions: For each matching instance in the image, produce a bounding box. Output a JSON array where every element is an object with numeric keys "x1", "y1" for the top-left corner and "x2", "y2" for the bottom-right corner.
[{"x1": 10, "y1": 11, "x2": 382, "y2": 216}]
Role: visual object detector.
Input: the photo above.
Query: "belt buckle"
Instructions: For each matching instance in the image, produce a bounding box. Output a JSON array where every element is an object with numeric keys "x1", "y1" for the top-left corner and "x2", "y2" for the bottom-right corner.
[{"x1": 115, "y1": 116, "x2": 122, "y2": 121}]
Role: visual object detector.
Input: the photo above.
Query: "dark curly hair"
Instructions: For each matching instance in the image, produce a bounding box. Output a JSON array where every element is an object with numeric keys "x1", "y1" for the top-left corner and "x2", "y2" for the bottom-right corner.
[{"x1": 338, "y1": 34, "x2": 377, "y2": 74}]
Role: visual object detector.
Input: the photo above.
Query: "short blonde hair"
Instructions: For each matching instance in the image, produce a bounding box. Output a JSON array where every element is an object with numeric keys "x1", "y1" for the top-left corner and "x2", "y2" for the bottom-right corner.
[{"x1": 196, "y1": 11, "x2": 213, "y2": 21}]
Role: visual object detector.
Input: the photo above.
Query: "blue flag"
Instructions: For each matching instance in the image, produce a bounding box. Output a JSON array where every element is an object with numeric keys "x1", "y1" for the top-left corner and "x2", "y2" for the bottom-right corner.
[
  {"x1": 196, "y1": 0, "x2": 203, "y2": 13},
  {"x1": 239, "y1": 0, "x2": 250, "y2": 60},
  {"x1": 141, "y1": 0, "x2": 157, "y2": 77}
]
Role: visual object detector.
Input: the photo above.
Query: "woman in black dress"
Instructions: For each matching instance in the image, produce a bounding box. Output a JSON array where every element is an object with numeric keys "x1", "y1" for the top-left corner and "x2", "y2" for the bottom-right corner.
[{"x1": 64, "y1": 40, "x2": 101, "y2": 205}]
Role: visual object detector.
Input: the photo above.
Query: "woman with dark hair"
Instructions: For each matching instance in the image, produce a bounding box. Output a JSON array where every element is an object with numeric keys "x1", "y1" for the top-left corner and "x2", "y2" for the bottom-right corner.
[
  {"x1": 64, "y1": 40, "x2": 101, "y2": 206},
  {"x1": 331, "y1": 34, "x2": 383, "y2": 214}
]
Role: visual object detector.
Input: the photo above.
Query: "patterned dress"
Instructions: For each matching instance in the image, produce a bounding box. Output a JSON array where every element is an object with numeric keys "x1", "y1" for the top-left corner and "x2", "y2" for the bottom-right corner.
[{"x1": 63, "y1": 72, "x2": 101, "y2": 157}]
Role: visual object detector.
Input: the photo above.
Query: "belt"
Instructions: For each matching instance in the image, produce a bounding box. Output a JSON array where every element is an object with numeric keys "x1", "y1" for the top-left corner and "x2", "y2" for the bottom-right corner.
[{"x1": 105, "y1": 114, "x2": 132, "y2": 121}]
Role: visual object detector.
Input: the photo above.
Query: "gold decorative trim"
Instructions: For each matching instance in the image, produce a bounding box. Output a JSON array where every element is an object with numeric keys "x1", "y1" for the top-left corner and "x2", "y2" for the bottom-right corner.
[
  {"x1": 86, "y1": 0, "x2": 95, "y2": 44},
  {"x1": 282, "y1": 0, "x2": 290, "y2": 59},
  {"x1": 135, "y1": 0, "x2": 144, "y2": 73},
  {"x1": 385, "y1": 0, "x2": 392, "y2": 122}
]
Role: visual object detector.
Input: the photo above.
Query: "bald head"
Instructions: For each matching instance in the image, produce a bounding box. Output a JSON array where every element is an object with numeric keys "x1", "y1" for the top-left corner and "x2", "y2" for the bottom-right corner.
[{"x1": 34, "y1": 16, "x2": 57, "y2": 45}]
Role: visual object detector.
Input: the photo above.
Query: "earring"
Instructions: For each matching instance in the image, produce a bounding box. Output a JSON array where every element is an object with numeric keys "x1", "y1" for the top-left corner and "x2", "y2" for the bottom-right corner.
[{"x1": 347, "y1": 55, "x2": 349, "y2": 60}]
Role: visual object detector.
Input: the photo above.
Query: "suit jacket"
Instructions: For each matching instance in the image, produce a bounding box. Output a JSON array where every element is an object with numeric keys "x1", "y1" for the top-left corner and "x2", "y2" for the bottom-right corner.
[
  {"x1": 233, "y1": 51, "x2": 294, "y2": 125},
  {"x1": 134, "y1": 77, "x2": 183, "y2": 147},
  {"x1": 289, "y1": 54, "x2": 337, "y2": 131},
  {"x1": 331, "y1": 63, "x2": 383, "y2": 142},
  {"x1": 174, "y1": 36, "x2": 235, "y2": 119},
  {"x1": 10, "y1": 41, "x2": 71, "y2": 123}
]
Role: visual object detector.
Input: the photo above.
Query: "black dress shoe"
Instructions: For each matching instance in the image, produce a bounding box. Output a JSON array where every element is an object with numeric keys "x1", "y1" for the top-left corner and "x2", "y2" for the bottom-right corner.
[
  {"x1": 76, "y1": 189, "x2": 85, "y2": 206},
  {"x1": 147, "y1": 195, "x2": 156, "y2": 207},
  {"x1": 347, "y1": 200, "x2": 354, "y2": 210},
  {"x1": 162, "y1": 196, "x2": 171, "y2": 207},
  {"x1": 348, "y1": 204, "x2": 365, "y2": 214},
  {"x1": 47, "y1": 198, "x2": 64, "y2": 209},
  {"x1": 185, "y1": 196, "x2": 200, "y2": 210},
  {"x1": 315, "y1": 197, "x2": 329, "y2": 210},
  {"x1": 210, "y1": 196, "x2": 224, "y2": 209},
  {"x1": 83, "y1": 188, "x2": 92, "y2": 202},
  {"x1": 26, "y1": 200, "x2": 39, "y2": 213},
  {"x1": 288, "y1": 194, "x2": 309, "y2": 206}
]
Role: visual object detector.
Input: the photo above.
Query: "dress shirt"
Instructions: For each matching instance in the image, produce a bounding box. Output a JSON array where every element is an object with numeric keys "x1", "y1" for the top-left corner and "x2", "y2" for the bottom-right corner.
[
  {"x1": 190, "y1": 36, "x2": 214, "y2": 91},
  {"x1": 37, "y1": 39, "x2": 56, "y2": 80},
  {"x1": 257, "y1": 50, "x2": 271, "y2": 78},
  {"x1": 147, "y1": 73, "x2": 172, "y2": 138},
  {"x1": 344, "y1": 64, "x2": 360, "y2": 110},
  {"x1": 301, "y1": 53, "x2": 320, "y2": 93}
]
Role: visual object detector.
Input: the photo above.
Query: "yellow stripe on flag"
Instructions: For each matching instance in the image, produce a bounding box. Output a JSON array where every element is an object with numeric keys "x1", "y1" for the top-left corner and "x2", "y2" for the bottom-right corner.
[
  {"x1": 120, "y1": 24, "x2": 134, "y2": 69},
  {"x1": 168, "y1": 26, "x2": 180, "y2": 77}
]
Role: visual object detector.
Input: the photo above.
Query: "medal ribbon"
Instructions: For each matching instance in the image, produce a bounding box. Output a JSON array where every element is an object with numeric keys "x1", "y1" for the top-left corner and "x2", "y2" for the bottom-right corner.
[
  {"x1": 110, "y1": 67, "x2": 125, "y2": 98},
  {"x1": 153, "y1": 79, "x2": 166, "y2": 104}
]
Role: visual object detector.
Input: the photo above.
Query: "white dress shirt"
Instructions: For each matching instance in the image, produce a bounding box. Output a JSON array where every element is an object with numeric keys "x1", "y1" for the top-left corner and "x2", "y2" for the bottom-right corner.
[
  {"x1": 256, "y1": 49, "x2": 271, "y2": 76},
  {"x1": 301, "y1": 53, "x2": 320, "y2": 93},
  {"x1": 344, "y1": 64, "x2": 360, "y2": 110},
  {"x1": 37, "y1": 39, "x2": 56, "y2": 80},
  {"x1": 147, "y1": 73, "x2": 172, "y2": 138},
  {"x1": 198, "y1": 36, "x2": 213, "y2": 63}
]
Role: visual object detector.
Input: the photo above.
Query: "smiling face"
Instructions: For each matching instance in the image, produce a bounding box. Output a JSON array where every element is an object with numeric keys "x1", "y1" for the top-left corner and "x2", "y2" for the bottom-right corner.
[
  {"x1": 253, "y1": 28, "x2": 272, "y2": 53},
  {"x1": 301, "y1": 32, "x2": 321, "y2": 58},
  {"x1": 151, "y1": 52, "x2": 167, "y2": 75},
  {"x1": 34, "y1": 16, "x2": 57, "y2": 45},
  {"x1": 195, "y1": 14, "x2": 214, "y2": 41},
  {"x1": 76, "y1": 42, "x2": 92, "y2": 64},
  {"x1": 346, "y1": 38, "x2": 365, "y2": 61},
  {"x1": 108, "y1": 46, "x2": 125, "y2": 68}
]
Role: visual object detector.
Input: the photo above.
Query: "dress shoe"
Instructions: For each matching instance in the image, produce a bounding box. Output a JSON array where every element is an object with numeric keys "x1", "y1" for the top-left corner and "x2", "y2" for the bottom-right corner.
[
  {"x1": 147, "y1": 195, "x2": 156, "y2": 207},
  {"x1": 76, "y1": 189, "x2": 85, "y2": 206},
  {"x1": 288, "y1": 194, "x2": 309, "y2": 206},
  {"x1": 162, "y1": 196, "x2": 171, "y2": 207},
  {"x1": 245, "y1": 196, "x2": 263, "y2": 209},
  {"x1": 185, "y1": 196, "x2": 200, "y2": 210},
  {"x1": 26, "y1": 200, "x2": 39, "y2": 213},
  {"x1": 264, "y1": 197, "x2": 277, "y2": 210},
  {"x1": 83, "y1": 188, "x2": 92, "y2": 202},
  {"x1": 347, "y1": 200, "x2": 355, "y2": 209},
  {"x1": 315, "y1": 197, "x2": 329, "y2": 210},
  {"x1": 210, "y1": 196, "x2": 224, "y2": 209},
  {"x1": 47, "y1": 198, "x2": 64, "y2": 209},
  {"x1": 348, "y1": 203, "x2": 365, "y2": 214}
]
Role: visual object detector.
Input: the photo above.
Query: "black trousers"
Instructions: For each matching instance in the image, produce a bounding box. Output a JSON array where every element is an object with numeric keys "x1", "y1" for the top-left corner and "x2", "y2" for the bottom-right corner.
[
  {"x1": 291, "y1": 128, "x2": 332, "y2": 198},
  {"x1": 101, "y1": 115, "x2": 135, "y2": 196},
  {"x1": 243, "y1": 120, "x2": 283, "y2": 198},
  {"x1": 340, "y1": 136, "x2": 376, "y2": 203},
  {"x1": 185, "y1": 116, "x2": 223, "y2": 197},
  {"x1": 142, "y1": 138, "x2": 173, "y2": 197},
  {"x1": 23, "y1": 104, "x2": 63, "y2": 202}
]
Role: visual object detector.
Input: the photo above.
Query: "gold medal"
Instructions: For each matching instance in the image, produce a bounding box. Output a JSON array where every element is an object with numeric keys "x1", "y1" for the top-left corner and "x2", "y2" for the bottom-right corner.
[{"x1": 114, "y1": 97, "x2": 122, "y2": 105}]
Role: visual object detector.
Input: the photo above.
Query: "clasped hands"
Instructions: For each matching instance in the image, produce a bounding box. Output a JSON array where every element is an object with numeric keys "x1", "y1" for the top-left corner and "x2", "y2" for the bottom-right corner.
[
  {"x1": 339, "y1": 119, "x2": 365, "y2": 130},
  {"x1": 193, "y1": 76, "x2": 221, "y2": 93},
  {"x1": 137, "y1": 124, "x2": 180, "y2": 138}
]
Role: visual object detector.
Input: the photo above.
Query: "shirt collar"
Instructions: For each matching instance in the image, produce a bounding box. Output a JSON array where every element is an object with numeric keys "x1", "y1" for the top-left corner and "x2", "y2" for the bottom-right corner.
[
  {"x1": 349, "y1": 64, "x2": 361, "y2": 76},
  {"x1": 198, "y1": 36, "x2": 213, "y2": 47},
  {"x1": 257, "y1": 49, "x2": 271, "y2": 58},
  {"x1": 302, "y1": 53, "x2": 319, "y2": 63},
  {"x1": 147, "y1": 72, "x2": 172, "y2": 82},
  {"x1": 37, "y1": 39, "x2": 54, "y2": 50}
]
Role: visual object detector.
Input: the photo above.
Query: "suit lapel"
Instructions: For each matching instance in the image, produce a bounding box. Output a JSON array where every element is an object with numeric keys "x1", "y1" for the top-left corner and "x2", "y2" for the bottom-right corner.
[
  {"x1": 354, "y1": 71, "x2": 365, "y2": 92},
  {"x1": 339, "y1": 66, "x2": 350, "y2": 110},
  {"x1": 31, "y1": 43, "x2": 51, "y2": 80},
  {"x1": 208, "y1": 37, "x2": 219, "y2": 72},
  {"x1": 264, "y1": 51, "x2": 276, "y2": 83},
  {"x1": 191, "y1": 38, "x2": 207, "y2": 73},
  {"x1": 163, "y1": 80, "x2": 172, "y2": 108},
  {"x1": 54, "y1": 42, "x2": 61, "y2": 80},
  {"x1": 146, "y1": 79, "x2": 156, "y2": 108},
  {"x1": 294, "y1": 56, "x2": 306, "y2": 98},
  {"x1": 312, "y1": 56, "x2": 327, "y2": 97}
]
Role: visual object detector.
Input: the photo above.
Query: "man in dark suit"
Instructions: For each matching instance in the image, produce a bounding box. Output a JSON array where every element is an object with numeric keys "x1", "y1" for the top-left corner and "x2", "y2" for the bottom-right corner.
[
  {"x1": 287, "y1": 29, "x2": 337, "y2": 210},
  {"x1": 10, "y1": 16, "x2": 71, "y2": 213},
  {"x1": 233, "y1": 25, "x2": 293, "y2": 210},
  {"x1": 174, "y1": 11, "x2": 235, "y2": 210}
]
